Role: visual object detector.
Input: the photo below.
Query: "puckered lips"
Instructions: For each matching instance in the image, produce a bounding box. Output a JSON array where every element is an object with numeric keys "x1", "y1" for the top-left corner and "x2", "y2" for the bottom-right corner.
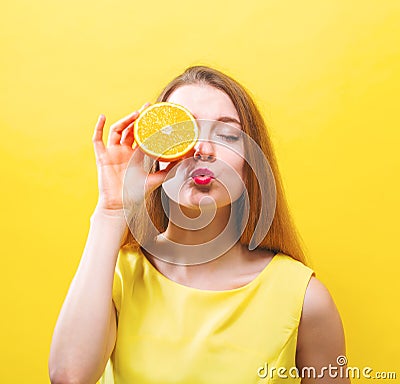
[{"x1": 190, "y1": 168, "x2": 215, "y2": 185}]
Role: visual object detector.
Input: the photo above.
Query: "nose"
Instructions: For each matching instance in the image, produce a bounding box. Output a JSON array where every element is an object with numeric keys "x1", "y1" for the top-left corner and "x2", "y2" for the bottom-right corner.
[{"x1": 193, "y1": 139, "x2": 216, "y2": 162}]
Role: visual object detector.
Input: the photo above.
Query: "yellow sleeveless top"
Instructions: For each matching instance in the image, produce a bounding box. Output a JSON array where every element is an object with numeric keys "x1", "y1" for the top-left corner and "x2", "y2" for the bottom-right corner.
[{"x1": 99, "y1": 245, "x2": 314, "y2": 384}]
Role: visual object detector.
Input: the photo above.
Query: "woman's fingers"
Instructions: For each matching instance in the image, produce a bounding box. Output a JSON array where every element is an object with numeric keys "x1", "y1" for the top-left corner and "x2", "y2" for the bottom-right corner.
[
  {"x1": 129, "y1": 144, "x2": 145, "y2": 166},
  {"x1": 92, "y1": 114, "x2": 107, "y2": 161},
  {"x1": 145, "y1": 161, "x2": 180, "y2": 192},
  {"x1": 107, "y1": 103, "x2": 151, "y2": 147},
  {"x1": 120, "y1": 121, "x2": 135, "y2": 147},
  {"x1": 138, "y1": 102, "x2": 151, "y2": 113},
  {"x1": 107, "y1": 110, "x2": 139, "y2": 146}
]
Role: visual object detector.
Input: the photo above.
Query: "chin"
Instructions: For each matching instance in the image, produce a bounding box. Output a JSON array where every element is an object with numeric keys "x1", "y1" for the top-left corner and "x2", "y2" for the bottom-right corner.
[{"x1": 179, "y1": 196, "x2": 235, "y2": 211}]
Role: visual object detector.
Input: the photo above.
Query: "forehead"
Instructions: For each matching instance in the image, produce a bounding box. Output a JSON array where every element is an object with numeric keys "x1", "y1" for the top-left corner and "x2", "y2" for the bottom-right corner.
[{"x1": 166, "y1": 84, "x2": 239, "y2": 121}]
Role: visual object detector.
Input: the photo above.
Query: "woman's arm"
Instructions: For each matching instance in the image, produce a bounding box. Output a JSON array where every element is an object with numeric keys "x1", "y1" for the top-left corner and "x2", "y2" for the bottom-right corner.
[
  {"x1": 49, "y1": 108, "x2": 175, "y2": 384},
  {"x1": 48, "y1": 208, "x2": 126, "y2": 384},
  {"x1": 296, "y1": 276, "x2": 351, "y2": 384},
  {"x1": 48, "y1": 110, "x2": 139, "y2": 384}
]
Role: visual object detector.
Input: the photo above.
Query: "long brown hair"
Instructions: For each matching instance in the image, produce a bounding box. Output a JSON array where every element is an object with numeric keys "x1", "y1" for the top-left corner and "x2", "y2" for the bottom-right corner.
[{"x1": 123, "y1": 66, "x2": 308, "y2": 265}]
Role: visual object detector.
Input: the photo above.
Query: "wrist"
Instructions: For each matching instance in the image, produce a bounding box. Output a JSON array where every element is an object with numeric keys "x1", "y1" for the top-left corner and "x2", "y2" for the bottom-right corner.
[
  {"x1": 91, "y1": 206, "x2": 128, "y2": 224},
  {"x1": 89, "y1": 208, "x2": 129, "y2": 246}
]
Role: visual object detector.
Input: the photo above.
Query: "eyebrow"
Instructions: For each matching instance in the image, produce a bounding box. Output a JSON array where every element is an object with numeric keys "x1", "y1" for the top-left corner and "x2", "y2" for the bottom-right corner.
[
  {"x1": 193, "y1": 114, "x2": 241, "y2": 126},
  {"x1": 217, "y1": 116, "x2": 241, "y2": 126}
]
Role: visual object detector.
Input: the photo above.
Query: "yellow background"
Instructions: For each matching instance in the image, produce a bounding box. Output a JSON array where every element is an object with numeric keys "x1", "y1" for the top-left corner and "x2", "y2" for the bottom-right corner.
[{"x1": 1, "y1": 0, "x2": 399, "y2": 382}]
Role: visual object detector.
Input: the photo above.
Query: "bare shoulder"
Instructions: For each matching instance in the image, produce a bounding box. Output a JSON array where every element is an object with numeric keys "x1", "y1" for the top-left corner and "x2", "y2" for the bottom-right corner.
[
  {"x1": 296, "y1": 276, "x2": 350, "y2": 383},
  {"x1": 302, "y1": 276, "x2": 339, "y2": 323}
]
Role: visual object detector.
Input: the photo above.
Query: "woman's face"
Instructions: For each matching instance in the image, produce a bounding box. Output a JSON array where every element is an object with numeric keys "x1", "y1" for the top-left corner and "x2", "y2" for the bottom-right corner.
[{"x1": 161, "y1": 84, "x2": 246, "y2": 211}]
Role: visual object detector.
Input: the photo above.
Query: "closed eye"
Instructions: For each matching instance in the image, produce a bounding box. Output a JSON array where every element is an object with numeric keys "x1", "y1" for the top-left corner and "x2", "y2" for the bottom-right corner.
[{"x1": 217, "y1": 135, "x2": 240, "y2": 142}]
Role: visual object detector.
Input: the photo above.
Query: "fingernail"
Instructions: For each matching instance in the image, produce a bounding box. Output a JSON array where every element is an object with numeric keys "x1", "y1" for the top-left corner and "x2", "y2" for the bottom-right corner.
[{"x1": 139, "y1": 103, "x2": 151, "y2": 113}]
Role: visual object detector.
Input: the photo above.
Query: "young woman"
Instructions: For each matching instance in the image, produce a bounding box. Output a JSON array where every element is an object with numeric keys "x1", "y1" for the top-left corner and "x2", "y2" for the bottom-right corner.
[{"x1": 49, "y1": 66, "x2": 349, "y2": 383}]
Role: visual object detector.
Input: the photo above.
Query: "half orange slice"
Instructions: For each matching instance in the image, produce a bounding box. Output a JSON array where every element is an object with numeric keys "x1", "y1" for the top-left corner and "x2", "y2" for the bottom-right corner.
[{"x1": 133, "y1": 102, "x2": 199, "y2": 161}]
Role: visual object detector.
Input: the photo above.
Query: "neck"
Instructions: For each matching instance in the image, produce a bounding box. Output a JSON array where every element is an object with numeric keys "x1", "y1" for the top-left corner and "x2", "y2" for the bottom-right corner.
[
  {"x1": 143, "y1": 199, "x2": 242, "y2": 265},
  {"x1": 163, "y1": 199, "x2": 237, "y2": 245}
]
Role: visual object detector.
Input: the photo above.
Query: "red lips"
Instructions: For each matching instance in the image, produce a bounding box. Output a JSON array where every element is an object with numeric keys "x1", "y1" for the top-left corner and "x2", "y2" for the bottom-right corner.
[
  {"x1": 190, "y1": 168, "x2": 215, "y2": 178},
  {"x1": 190, "y1": 168, "x2": 215, "y2": 185}
]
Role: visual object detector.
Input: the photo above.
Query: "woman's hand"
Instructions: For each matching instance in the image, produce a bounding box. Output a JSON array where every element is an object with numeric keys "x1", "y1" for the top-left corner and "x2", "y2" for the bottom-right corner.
[{"x1": 92, "y1": 105, "x2": 177, "y2": 213}]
